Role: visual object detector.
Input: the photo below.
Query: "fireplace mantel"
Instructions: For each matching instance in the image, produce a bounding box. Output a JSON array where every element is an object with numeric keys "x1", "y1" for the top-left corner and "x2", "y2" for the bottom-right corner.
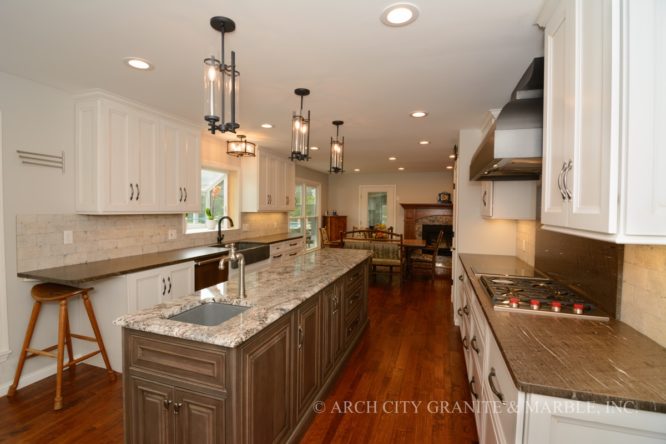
[{"x1": 400, "y1": 202, "x2": 453, "y2": 239}]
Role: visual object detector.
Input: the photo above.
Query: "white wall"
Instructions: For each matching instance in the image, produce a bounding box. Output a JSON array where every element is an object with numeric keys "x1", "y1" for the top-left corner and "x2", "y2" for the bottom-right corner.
[
  {"x1": 455, "y1": 129, "x2": 517, "y2": 255},
  {"x1": 328, "y1": 171, "x2": 453, "y2": 235}
]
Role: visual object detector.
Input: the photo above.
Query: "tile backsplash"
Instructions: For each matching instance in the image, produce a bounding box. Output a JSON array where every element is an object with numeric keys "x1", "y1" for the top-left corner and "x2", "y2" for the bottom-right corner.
[
  {"x1": 515, "y1": 220, "x2": 536, "y2": 266},
  {"x1": 621, "y1": 245, "x2": 666, "y2": 348},
  {"x1": 16, "y1": 212, "x2": 287, "y2": 272}
]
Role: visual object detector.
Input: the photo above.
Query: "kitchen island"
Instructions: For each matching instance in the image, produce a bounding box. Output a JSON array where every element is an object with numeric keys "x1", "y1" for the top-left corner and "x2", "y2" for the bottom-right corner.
[{"x1": 115, "y1": 248, "x2": 371, "y2": 444}]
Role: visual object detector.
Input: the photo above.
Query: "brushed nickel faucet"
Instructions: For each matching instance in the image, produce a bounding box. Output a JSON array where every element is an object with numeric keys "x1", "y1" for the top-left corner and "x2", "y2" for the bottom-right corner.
[{"x1": 219, "y1": 243, "x2": 246, "y2": 298}]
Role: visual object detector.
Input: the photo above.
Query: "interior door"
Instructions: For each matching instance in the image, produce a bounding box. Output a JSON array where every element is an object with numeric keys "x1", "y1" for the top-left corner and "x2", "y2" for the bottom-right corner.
[{"x1": 359, "y1": 185, "x2": 396, "y2": 230}]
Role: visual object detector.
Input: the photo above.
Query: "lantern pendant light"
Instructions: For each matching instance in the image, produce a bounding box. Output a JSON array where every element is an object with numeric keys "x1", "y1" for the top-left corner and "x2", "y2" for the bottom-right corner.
[
  {"x1": 290, "y1": 88, "x2": 311, "y2": 161},
  {"x1": 226, "y1": 134, "x2": 256, "y2": 157},
  {"x1": 329, "y1": 120, "x2": 345, "y2": 174},
  {"x1": 203, "y1": 16, "x2": 240, "y2": 135}
]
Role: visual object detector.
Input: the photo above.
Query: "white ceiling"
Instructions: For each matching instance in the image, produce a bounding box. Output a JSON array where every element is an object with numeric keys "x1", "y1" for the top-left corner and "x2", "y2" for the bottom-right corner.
[{"x1": 0, "y1": 0, "x2": 544, "y2": 173}]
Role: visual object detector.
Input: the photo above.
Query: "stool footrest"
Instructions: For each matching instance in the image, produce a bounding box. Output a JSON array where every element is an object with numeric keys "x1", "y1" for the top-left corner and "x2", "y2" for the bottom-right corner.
[
  {"x1": 26, "y1": 348, "x2": 57, "y2": 359},
  {"x1": 70, "y1": 333, "x2": 97, "y2": 342},
  {"x1": 66, "y1": 350, "x2": 101, "y2": 367}
]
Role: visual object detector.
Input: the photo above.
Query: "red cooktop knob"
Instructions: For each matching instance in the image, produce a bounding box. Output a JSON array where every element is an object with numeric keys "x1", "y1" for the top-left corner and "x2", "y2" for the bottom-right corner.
[
  {"x1": 573, "y1": 303, "x2": 584, "y2": 315},
  {"x1": 530, "y1": 299, "x2": 540, "y2": 310},
  {"x1": 551, "y1": 301, "x2": 562, "y2": 312},
  {"x1": 509, "y1": 297, "x2": 520, "y2": 308}
]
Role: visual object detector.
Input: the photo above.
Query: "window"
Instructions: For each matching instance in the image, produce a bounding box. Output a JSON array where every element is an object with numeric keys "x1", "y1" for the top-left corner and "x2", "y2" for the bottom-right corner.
[
  {"x1": 187, "y1": 168, "x2": 229, "y2": 229},
  {"x1": 289, "y1": 181, "x2": 320, "y2": 250}
]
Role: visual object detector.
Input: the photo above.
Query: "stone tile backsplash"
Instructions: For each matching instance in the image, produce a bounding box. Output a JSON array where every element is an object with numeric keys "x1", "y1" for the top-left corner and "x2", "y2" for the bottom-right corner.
[
  {"x1": 621, "y1": 245, "x2": 666, "y2": 348},
  {"x1": 16, "y1": 212, "x2": 287, "y2": 272}
]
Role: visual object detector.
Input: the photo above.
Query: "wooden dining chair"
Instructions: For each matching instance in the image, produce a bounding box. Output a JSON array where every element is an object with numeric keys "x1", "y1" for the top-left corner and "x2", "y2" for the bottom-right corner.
[{"x1": 409, "y1": 230, "x2": 444, "y2": 280}]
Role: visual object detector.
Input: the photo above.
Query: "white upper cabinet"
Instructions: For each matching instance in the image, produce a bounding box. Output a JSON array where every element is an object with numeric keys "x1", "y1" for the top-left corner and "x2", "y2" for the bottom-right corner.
[
  {"x1": 480, "y1": 181, "x2": 537, "y2": 220},
  {"x1": 75, "y1": 92, "x2": 201, "y2": 214},
  {"x1": 241, "y1": 147, "x2": 295, "y2": 212},
  {"x1": 538, "y1": 0, "x2": 666, "y2": 244}
]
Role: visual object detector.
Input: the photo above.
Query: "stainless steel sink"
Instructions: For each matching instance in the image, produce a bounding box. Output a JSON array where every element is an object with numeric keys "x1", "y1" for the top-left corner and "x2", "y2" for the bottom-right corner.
[{"x1": 169, "y1": 303, "x2": 249, "y2": 326}]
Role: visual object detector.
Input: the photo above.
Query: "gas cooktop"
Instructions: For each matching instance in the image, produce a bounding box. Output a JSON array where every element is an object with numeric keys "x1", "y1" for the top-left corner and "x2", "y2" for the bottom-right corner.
[{"x1": 479, "y1": 274, "x2": 609, "y2": 321}]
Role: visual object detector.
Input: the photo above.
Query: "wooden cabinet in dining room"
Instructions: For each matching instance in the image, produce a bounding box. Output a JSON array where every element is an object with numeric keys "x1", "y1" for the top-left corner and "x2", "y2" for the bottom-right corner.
[
  {"x1": 75, "y1": 91, "x2": 201, "y2": 214},
  {"x1": 538, "y1": 0, "x2": 666, "y2": 244},
  {"x1": 322, "y1": 215, "x2": 347, "y2": 242},
  {"x1": 241, "y1": 147, "x2": 295, "y2": 212}
]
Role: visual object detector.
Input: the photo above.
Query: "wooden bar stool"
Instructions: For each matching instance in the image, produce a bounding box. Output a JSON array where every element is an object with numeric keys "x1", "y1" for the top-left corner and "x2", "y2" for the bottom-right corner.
[{"x1": 7, "y1": 283, "x2": 116, "y2": 410}]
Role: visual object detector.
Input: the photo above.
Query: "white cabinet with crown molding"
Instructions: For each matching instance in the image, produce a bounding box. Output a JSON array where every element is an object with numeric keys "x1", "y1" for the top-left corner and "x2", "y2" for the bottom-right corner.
[
  {"x1": 241, "y1": 147, "x2": 295, "y2": 212},
  {"x1": 75, "y1": 92, "x2": 200, "y2": 214},
  {"x1": 538, "y1": 0, "x2": 666, "y2": 244}
]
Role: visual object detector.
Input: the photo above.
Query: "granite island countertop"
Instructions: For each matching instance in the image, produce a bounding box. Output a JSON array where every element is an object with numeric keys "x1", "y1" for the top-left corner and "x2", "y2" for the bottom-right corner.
[
  {"x1": 17, "y1": 232, "x2": 302, "y2": 285},
  {"x1": 459, "y1": 253, "x2": 666, "y2": 413},
  {"x1": 114, "y1": 248, "x2": 371, "y2": 348}
]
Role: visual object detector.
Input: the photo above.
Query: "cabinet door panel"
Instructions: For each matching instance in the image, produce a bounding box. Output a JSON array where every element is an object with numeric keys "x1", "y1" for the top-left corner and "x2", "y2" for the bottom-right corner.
[
  {"x1": 181, "y1": 129, "x2": 201, "y2": 212},
  {"x1": 127, "y1": 269, "x2": 163, "y2": 313},
  {"x1": 165, "y1": 262, "x2": 194, "y2": 302},
  {"x1": 135, "y1": 112, "x2": 160, "y2": 211},
  {"x1": 567, "y1": 0, "x2": 616, "y2": 233},
  {"x1": 104, "y1": 102, "x2": 133, "y2": 211},
  {"x1": 241, "y1": 315, "x2": 292, "y2": 444},
  {"x1": 162, "y1": 123, "x2": 183, "y2": 211},
  {"x1": 129, "y1": 377, "x2": 174, "y2": 444},
  {"x1": 295, "y1": 295, "x2": 320, "y2": 419},
  {"x1": 174, "y1": 389, "x2": 225, "y2": 444},
  {"x1": 542, "y1": 0, "x2": 572, "y2": 227}
]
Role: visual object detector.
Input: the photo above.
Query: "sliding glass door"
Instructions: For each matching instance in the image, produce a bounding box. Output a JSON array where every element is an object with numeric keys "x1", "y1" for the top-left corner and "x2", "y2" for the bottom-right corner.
[{"x1": 289, "y1": 181, "x2": 321, "y2": 250}]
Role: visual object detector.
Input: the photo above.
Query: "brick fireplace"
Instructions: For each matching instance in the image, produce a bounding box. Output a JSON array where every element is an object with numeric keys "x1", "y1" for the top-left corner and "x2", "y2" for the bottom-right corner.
[{"x1": 400, "y1": 203, "x2": 453, "y2": 246}]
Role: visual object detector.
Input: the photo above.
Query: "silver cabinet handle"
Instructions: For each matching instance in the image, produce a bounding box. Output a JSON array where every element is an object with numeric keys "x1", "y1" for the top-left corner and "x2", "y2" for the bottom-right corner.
[
  {"x1": 471, "y1": 336, "x2": 480, "y2": 355},
  {"x1": 167, "y1": 276, "x2": 172, "y2": 294},
  {"x1": 162, "y1": 277, "x2": 166, "y2": 296},
  {"x1": 178, "y1": 187, "x2": 183, "y2": 202},
  {"x1": 488, "y1": 368, "x2": 506, "y2": 404},
  {"x1": 563, "y1": 160, "x2": 573, "y2": 200},
  {"x1": 183, "y1": 187, "x2": 187, "y2": 202},
  {"x1": 469, "y1": 376, "x2": 479, "y2": 400},
  {"x1": 129, "y1": 183, "x2": 134, "y2": 201},
  {"x1": 163, "y1": 399, "x2": 172, "y2": 410},
  {"x1": 557, "y1": 162, "x2": 567, "y2": 200},
  {"x1": 482, "y1": 190, "x2": 487, "y2": 207}
]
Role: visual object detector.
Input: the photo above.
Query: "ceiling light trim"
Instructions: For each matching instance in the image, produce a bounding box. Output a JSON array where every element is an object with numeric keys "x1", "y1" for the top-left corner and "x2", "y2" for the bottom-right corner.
[{"x1": 380, "y1": 3, "x2": 420, "y2": 27}]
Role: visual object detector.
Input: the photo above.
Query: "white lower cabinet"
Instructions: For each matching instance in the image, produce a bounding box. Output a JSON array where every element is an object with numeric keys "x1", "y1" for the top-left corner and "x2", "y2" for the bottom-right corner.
[
  {"x1": 523, "y1": 393, "x2": 666, "y2": 444},
  {"x1": 460, "y1": 267, "x2": 665, "y2": 443},
  {"x1": 126, "y1": 262, "x2": 194, "y2": 313},
  {"x1": 269, "y1": 238, "x2": 305, "y2": 262}
]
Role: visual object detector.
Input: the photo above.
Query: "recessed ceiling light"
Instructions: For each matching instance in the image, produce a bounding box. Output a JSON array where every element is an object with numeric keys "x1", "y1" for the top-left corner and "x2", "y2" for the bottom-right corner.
[
  {"x1": 419, "y1": 140, "x2": 430, "y2": 145},
  {"x1": 410, "y1": 111, "x2": 428, "y2": 118},
  {"x1": 449, "y1": 154, "x2": 456, "y2": 159},
  {"x1": 310, "y1": 146, "x2": 319, "y2": 151},
  {"x1": 380, "y1": 3, "x2": 419, "y2": 27},
  {"x1": 388, "y1": 156, "x2": 397, "y2": 161},
  {"x1": 354, "y1": 168, "x2": 360, "y2": 172},
  {"x1": 124, "y1": 57, "x2": 153, "y2": 70},
  {"x1": 446, "y1": 165, "x2": 453, "y2": 170},
  {"x1": 398, "y1": 167, "x2": 405, "y2": 171},
  {"x1": 261, "y1": 123, "x2": 274, "y2": 129}
]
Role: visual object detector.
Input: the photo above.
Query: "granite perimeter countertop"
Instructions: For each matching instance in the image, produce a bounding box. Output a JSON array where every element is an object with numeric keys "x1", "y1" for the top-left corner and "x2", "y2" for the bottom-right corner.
[
  {"x1": 459, "y1": 253, "x2": 666, "y2": 413},
  {"x1": 114, "y1": 248, "x2": 371, "y2": 348},
  {"x1": 17, "y1": 232, "x2": 302, "y2": 285}
]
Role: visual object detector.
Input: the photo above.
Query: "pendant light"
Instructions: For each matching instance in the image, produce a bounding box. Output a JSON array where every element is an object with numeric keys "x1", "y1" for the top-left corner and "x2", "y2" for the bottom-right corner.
[
  {"x1": 290, "y1": 88, "x2": 311, "y2": 161},
  {"x1": 203, "y1": 16, "x2": 240, "y2": 135},
  {"x1": 329, "y1": 120, "x2": 344, "y2": 174},
  {"x1": 226, "y1": 135, "x2": 256, "y2": 157}
]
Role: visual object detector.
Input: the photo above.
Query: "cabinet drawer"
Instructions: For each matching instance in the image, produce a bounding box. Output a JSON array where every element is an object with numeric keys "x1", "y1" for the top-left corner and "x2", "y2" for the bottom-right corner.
[
  {"x1": 485, "y1": 334, "x2": 519, "y2": 444},
  {"x1": 343, "y1": 306, "x2": 363, "y2": 345},
  {"x1": 345, "y1": 263, "x2": 366, "y2": 289},
  {"x1": 128, "y1": 333, "x2": 227, "y2": 390},
  {"x1": 344, "y1": 282, "x2": 364, "y2": 317}
]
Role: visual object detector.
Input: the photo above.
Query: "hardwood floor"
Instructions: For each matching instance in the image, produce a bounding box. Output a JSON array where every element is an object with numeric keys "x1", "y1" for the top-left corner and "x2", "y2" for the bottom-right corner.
[
  {"x1": 300, "y1": 272, "x2": 478, "y2": 444},
  {"x1": 0, "y1": 272, "x2": 476, "y2": 444}
]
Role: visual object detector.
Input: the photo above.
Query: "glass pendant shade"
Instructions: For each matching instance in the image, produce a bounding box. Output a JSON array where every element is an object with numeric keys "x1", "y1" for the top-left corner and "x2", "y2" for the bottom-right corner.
[
  {"x1": 290, "y1": 88, "x2": 311, "y2": 161},
  {"x1": 203, "y1": 57, "x2": 221, "y2": 120},
  {"x1": 227, "y1": 135, "x2": 256, "y2": 157},
  {"x1": 329, "y1": 120, "x2": 345, "y2": 173}
]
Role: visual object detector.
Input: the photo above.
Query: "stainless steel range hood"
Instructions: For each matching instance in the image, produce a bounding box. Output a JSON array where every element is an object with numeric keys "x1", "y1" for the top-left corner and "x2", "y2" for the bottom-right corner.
[{"x1": 470, "y1": 57, "x2": 544, "y2": 181}]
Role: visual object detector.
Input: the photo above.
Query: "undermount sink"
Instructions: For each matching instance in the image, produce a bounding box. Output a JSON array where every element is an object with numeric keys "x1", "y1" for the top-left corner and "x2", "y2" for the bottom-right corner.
[{"x1": 169, "y1": 303, "x2": 249, "y2": 326}]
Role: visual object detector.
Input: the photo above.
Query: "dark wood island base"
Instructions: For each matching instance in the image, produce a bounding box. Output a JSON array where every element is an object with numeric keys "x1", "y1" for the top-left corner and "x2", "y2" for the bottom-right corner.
[{"x1": 122, "y1": 260, "x2": 369, "y2": 443}]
